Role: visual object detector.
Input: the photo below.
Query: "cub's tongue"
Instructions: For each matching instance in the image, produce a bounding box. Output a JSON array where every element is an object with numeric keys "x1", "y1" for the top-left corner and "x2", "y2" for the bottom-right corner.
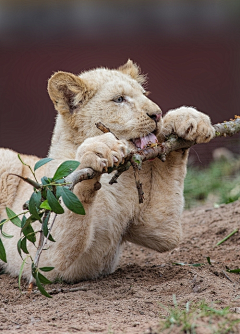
[{"x1": 133, "y1": 133, "x2": 158, "y2": 149}]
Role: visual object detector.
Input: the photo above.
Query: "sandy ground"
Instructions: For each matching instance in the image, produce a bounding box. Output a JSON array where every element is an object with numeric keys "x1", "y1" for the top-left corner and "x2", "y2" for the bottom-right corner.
[{"x1": 1, "y1": 200, "x2": 240, "y2": 333}]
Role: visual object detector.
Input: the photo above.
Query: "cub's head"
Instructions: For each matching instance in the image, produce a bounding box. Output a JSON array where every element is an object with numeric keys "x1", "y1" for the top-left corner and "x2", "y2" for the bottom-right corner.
[{"x1": 48, "y1": 60, "x2": 162, "y2": 149}]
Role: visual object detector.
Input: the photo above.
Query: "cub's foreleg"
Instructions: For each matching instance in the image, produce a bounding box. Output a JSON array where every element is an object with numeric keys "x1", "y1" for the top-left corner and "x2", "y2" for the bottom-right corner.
[
  {"x1": 124, "y1": 152, "x2": 187, "y2": 252},
  {"x1": 124, "y1": 106, "x2": 215, "y2": 253},
  {"x1": 74, "y1": 133, "x2": 127, "y2": 203}
]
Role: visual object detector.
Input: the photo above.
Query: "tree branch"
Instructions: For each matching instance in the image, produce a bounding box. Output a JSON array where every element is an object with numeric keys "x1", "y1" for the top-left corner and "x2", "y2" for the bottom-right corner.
[{"x1": 65, "y1": 117, "x2": 240, "y2": 193}]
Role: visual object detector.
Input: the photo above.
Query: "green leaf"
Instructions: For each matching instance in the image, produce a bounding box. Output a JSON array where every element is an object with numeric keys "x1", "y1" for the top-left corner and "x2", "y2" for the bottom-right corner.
[
  {"x1": 21, "y1": 216, "x2": 37, "y2": 232},
  {"x1": 38, "y1": 272, "x2": 52, "y2": 284},
  {"x1": 42, "y1": 211, "x2": 50, "y2": 236},
  {"x1": 39, "y1": 267, "x2": 54, "y2": 272},
  {"x1": 22, "y1": 223, "x2": 36, "y2": 244},
  {"x1": 61, "y1": 187, "x2": 85, "y2": 215},
  {"x1": 47, "y1": 190, "x2": 64, "y2": 214},
  {"x1": 21, "y1": 215, "x2": 27, "y2": 228},
  {"x1": 52, "y1": 160, "x2": 80, "y2": 181},
  {"x1": 36, "y1": 273, "x2": 52, "y2": 298},
  {"x1": 22, "y1": 200, "x2": 29, "y2": 210},
  {"x1": 0, "y1": 239, "x2": 7, "y2": 263},
  {"x1": 47, "y1": 234, "x2": 55, "y2": 242},
  {"x1": 6, "y1": 207, "x2": 21, "y2": 227},
  {"x1": 17, "y1": 239, "x2": 22, "y2": 258},
  {"x1": 41, "y1": 176, "x2": 50, "y2": 186},
  {"x1": 42, "y1": 212, "x2": 55, "y2": 242},
  {"x1": 34, "y1": 158, "x2": 53, "y2": 171},
  {"x1": 55, "y1": 185, "x2": 63, "y2": 199},
  {"x1": 207, "y1": 256, "x2": 212, "y2": 265},
  {"x1": 34, "y1": 191, "x2": 42, "y2": 207},
  {"x1": 21, "y1": 237, "x2": 29, "y2": 254},
  {"x1": 40, "y1": 200, "x2": 52, "y2": 211},
  {"x1": 216, "y1": 229, "x2": 238, "y2": 247},
  {"x1": 0, "y1": 220, "x2": 13, "y2": 239},
  {"x1": 0, "y1": 219, "x2": 7, "y2": 226},
  {"x1": 40, "y1": 180, "x2": 48, "y2": 200},
  {"x1": 1, "y1": 230, "x2": 14, "y2": 239},
  {"x1": 18, "y1": 256, "x2": 30, "y2": 292},
  {"x1": 29, "y1": 192, "x2": 42, "y2": 220},
  {"x1": 226, "y1": 268, "x2": 240, "y2": 274},
  {"x1": 190, "y1": 263, "x2": 205, "y2": 267}
]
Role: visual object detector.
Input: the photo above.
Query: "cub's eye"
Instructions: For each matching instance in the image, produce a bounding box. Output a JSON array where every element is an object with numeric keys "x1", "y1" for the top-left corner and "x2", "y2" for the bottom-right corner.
[{"x1": 113, "y1": 96, "x2": 124, "y2": 103}]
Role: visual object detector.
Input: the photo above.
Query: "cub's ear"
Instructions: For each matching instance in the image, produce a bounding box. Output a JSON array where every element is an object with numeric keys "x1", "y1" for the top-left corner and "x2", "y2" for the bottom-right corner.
[
  {"x1": 117, "y1": 59, "x2": 146, "y2": 85},
  {"x1": 48, "y1": 71, "x2": 94, "y2": 115}
]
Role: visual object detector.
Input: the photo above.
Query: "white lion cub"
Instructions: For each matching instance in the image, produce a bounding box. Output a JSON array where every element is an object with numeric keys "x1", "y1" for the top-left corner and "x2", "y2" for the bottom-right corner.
[{"x1": 0, "y1": 60, "x2": 215, "y2": 282}]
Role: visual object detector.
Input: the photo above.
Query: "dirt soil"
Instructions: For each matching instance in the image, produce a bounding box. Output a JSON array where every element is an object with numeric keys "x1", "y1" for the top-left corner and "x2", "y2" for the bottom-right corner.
[{"x1": 1, "y1": 201, "x2": 240, "y2": 334}]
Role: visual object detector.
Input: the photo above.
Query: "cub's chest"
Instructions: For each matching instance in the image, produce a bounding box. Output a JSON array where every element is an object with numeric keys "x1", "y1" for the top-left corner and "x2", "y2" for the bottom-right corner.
[{"x1": 139, "y1": 161, "x2": 159, "y2": 198}]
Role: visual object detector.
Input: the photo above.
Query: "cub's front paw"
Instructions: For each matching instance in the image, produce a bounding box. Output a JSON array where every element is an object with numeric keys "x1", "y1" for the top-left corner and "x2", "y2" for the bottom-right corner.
[
  {"x1": 77, "y1": 133, "x2": 128, "y2": 172},
  {"x1": 162, "y1": 106, "x2": 215, "y2": 143}
]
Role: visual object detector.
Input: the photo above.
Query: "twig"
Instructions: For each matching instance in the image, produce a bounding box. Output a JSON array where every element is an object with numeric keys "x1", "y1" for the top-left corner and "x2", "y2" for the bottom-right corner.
[
  {"x1": 29, "y1": 215, "x2": 46, "y2": 285},
  {"x1": 8, "y1": 174, "x2": 41, "y2": 189},
  {"x1": 132, "y1": 166, "x2": 144, "y2": 203},
  {"x1": 109, "y1": 162, "x2": 131, "y2": 185},
  {"x1": 23, "y1": 285, "x2": 89, "y2": 295},
  {"x1": 49, "y1": 286, "x2": 89, "y2": 295},
  {"x1": 222, "y1": 270, "x2": 234, "y2": 283},
  {"x1": 96, "y1": 122, "x2": 119, "y2": 140},
  {"x1": 28, "y1": 212, "x2": 58, "y2": 285}
]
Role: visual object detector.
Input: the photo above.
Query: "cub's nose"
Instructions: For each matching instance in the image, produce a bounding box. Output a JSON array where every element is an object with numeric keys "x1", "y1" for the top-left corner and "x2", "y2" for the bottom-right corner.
[{"x1": 147, "y1": 111, "x2": 162, "y2": 123}]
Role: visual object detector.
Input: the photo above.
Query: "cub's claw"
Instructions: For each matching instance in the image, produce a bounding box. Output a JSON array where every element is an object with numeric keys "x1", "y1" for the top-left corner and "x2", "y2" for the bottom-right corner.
[
  {"x1": 162, "y1": 106, "x2": 215, "y2": 144},
  {"x1": 76, "y1": 133, "x2": 128, "y2": 173}
]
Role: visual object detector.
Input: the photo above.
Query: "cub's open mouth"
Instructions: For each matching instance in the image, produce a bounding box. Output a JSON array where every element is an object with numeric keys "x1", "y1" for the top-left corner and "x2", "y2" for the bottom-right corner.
[{"x1": 131, "y1": 132, "x2": 158, "y2": 149}]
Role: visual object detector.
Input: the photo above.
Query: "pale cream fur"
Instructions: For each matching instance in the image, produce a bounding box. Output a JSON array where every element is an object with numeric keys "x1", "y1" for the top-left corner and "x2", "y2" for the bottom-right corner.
[{"x1": 0, "y1": 60, "x2": 215, "y2": 282}]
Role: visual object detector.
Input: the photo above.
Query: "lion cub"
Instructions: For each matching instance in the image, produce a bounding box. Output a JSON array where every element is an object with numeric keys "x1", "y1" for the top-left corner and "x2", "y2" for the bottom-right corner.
[{"x1": 0, "y1": 60, "x2": 215, "y2": 282}]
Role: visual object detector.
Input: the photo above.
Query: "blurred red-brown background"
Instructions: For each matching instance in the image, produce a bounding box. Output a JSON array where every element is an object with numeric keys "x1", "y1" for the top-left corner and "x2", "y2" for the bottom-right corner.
[{"x1": 1, "y1": 0, "x2": 240, "y2": 165}]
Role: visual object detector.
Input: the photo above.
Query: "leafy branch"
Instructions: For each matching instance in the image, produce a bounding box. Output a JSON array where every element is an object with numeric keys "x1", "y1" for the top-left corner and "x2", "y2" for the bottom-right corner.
[{"x1": 0, "y1": 157, "x2": 85, "y2": 297}]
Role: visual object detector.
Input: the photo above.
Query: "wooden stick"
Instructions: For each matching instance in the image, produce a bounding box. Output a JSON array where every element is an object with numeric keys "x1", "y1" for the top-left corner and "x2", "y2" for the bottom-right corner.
[{"x1": 66, "y1": 117, "x2": 240, "y2": 191}]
